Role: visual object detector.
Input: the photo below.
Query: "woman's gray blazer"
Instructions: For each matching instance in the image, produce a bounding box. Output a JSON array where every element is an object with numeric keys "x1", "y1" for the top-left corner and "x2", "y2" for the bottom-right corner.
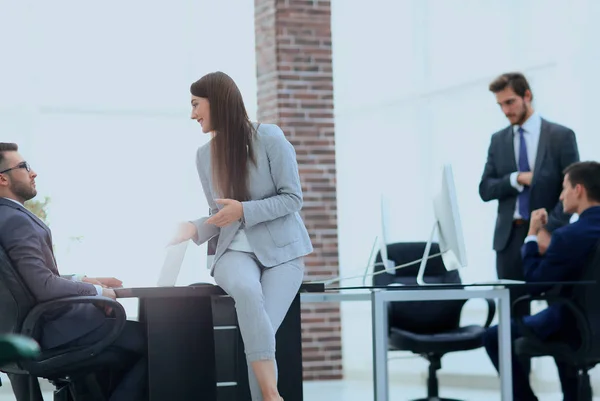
[{"x1": 191, "y1": 123, "x2": 313, "y2": 274}]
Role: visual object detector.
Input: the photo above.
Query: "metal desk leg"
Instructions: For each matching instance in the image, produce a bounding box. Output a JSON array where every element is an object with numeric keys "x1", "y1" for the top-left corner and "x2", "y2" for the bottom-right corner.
[
  {"x1": 371, "y1": 290, "x2": 389, "y2": 401},
  {"x1": 497, "y1": 289, "x2": 513, "y2": 401}
]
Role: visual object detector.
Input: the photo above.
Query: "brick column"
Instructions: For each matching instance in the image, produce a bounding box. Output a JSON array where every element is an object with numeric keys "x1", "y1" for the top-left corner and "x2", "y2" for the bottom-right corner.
[{"x1": 255, "y1": 0, "x2": 341, "y2": 380}]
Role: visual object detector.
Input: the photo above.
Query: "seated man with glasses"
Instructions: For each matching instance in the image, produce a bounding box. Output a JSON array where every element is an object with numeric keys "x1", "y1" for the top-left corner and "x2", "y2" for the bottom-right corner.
[{"x1": 0, "y1": 143, "x2": 147, "y2": 401}]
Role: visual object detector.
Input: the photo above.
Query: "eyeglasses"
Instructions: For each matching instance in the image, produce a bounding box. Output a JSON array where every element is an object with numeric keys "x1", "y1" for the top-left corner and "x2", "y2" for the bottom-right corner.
[{"x1": 0, "y1": 161, "x2": 31, "y2": 175}]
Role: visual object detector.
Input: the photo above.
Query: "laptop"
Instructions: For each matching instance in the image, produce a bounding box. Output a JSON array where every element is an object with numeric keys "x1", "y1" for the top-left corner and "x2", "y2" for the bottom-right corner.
[{"x1": 156, "y1": 241, "x2": 189, "y2": 287}]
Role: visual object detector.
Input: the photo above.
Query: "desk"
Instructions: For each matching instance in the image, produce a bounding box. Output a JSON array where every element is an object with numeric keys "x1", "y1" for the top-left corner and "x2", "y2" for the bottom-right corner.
[
  {"x1": 116, "y1": 283, "x2": 321, "y2": 401},
  {"x1": 303, "y1": 281, "x2": 594, "y2": 401},
  {"x1": 302, "y1": 284, "x2": 514, "y2": 401}
]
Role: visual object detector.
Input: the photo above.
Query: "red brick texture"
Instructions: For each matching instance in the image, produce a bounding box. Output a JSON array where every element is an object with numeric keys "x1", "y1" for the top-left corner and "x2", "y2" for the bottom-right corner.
[{"x1": 254, "y1": 0, "x2": 342, "y2": 381}]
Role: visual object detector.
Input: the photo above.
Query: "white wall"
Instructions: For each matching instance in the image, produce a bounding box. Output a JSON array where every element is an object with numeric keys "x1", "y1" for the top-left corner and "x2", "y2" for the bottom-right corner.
[
  {"x1": 332, "y1": 0, "x2": 600, "y2": 391},
  {"x1": 0, "y1": 0, "x2": 257, "y2": 313}
]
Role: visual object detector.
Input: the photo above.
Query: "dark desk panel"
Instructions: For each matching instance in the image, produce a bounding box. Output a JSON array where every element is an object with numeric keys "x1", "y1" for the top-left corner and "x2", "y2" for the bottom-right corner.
[
  {"x1": 115, "y1": 282, "x2": 323, "y2": 299},
  {"x1": 116, "y1": 283, "x2": 320, "y2": 401}
]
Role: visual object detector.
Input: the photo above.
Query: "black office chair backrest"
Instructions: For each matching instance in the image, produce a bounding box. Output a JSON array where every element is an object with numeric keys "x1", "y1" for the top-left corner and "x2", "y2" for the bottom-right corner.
[
  {"x1": 0, "y1": 246, "x2": 36, "y2": 335},
  {"x1": 573, "y1": 239, "x2": 600, "y2": 359},
  {"x1": 374, "y1": 242, "x2": 465, "y2": 334}
]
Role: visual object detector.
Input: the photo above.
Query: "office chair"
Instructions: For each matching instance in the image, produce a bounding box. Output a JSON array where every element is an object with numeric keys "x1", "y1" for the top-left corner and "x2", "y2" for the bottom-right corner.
[
  {"x1": 514, "y1": 239, "x2": 600, "y2": 401},
  {"x1": 0, "y1": 245, "x2": 127, "y2": 401},
  {"x1": 0, "y1": 334, "x2": 40, "y2": 366},
  {"x1": 373, "y1": 242, "x2": 496, "y2": 401}
]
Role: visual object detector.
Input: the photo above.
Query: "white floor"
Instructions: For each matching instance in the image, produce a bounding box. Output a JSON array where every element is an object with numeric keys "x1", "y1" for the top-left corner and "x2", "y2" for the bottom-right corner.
[
  {"x1": 303, "y1": 379, "x2": 599, "y2": 401},
  {"x1": 1, "y1": 378, "x2": 599, "y2": 401}
]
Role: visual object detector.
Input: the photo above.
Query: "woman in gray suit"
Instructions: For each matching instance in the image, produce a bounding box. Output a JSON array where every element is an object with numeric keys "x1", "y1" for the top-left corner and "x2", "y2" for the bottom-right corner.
[{"x1": 171, "y1": 71, "x2": 313, "y2": 401}]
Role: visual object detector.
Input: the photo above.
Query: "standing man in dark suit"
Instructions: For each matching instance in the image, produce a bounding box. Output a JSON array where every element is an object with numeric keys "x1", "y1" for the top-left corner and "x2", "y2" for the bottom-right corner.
[
  {"x1": 0, "y1": 143, "x2": 147, "y2": 401},
  {"x1": 483, "y1": 161, "x2": 600, "y2": 401},
  {"x1": 479, "y1": 72, "x2": 580, "y2": 318}
]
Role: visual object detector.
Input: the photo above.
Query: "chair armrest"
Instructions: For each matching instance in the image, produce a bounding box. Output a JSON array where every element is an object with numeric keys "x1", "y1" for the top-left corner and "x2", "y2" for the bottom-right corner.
[
  {"x1": 20, "y1": 296, "x2": 126, "y2": 373},
  {"x1": 459, "y1": 298, "x2": 496, "y2": 328},
  {"x1": 0, "y1": 335, "x2": 40, "y2": 366},
  {"x1": 513, "y1": 294, "x2": 591, "y2": 359},
  {"x1": 482, "y1": 299, "x2": 496, "y2": 328}
]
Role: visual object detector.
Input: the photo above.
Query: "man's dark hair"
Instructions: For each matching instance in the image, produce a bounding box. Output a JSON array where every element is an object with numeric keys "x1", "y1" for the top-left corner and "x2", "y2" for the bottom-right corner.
[
  {"x1": 0, "y1": 143, "x2": 18, "y2": 170},
  {"x1": 564, "y1": 161, "x2": 600, "y2": 203},
  {"x1": 489, "y1": 72, "x2": 533, "y2": 100}
]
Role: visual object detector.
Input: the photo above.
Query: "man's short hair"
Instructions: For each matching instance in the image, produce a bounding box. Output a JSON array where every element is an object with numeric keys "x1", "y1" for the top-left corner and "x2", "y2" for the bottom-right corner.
[
  {"x1": 564, "y1": 161, "x2": 600, "y2": 203},
  {"x1": 0, "y1": 143, "x2": 18, "y2": 170},
  {"x1": 489, "y1": 72, "x2": 533, "y2": 100}
]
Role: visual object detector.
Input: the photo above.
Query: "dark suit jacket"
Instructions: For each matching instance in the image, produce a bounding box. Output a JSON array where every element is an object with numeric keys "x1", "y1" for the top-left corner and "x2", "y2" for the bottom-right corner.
[
  {"x1": 0, "y1": 197, "x2": 106, "y2": 348},
  {"x1": 479, "y1": 119, "x2": 579, "y2": 251},
  {"x1": 521, "y1": 206, "x2": 600, "y2": 341}
]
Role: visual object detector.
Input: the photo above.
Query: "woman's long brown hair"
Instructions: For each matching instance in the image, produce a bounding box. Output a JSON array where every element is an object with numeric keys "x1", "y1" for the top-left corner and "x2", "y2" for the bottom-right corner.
[{"x1": 190, "y1": 72, "x2": 256, "y2": 201}]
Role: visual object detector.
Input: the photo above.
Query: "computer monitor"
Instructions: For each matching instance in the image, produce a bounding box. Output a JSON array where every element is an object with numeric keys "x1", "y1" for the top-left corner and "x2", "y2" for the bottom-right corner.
[
  {"x1": 416, "y1": 164, "x2": 468, "y2": 285},
  {"x1": 378, "y1": 195, "x2": 395, "y2": 274}
]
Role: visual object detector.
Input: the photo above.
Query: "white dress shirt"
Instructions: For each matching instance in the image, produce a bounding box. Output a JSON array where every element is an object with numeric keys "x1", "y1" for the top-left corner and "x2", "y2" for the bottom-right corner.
[
  {"x1": 1, "y1": 196, "x2": 21, "y2": 206},
  {"x1": 1, "y1": 197, "x2": 102, "y2": 295},
  {"x1": 509, "y1": 112, "x2": 542, "y2": 220},
  {"x1": 228, "y1": 229, "x2": 253, "y2": 253}
]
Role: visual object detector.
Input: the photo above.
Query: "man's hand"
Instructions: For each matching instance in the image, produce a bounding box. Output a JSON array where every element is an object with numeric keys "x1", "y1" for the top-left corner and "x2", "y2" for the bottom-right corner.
[
  {"x1": 82, "y1": 276, "x2": 103, "y2": 286},
  {"x1": 101, "y1": 288, "x2": 116, "y2": 300},
  {"x1": 100, "y1": 288, "x2": 116, "y2": 316},
  {"x1": 517, "y1": 172, "x2": 533, "y2": 186},
  {"x1": 83, "y1": 277, "x2": 123, "y2": 288},
  {"x1": 205, "y1": 199, "x2": 244, "y2": 228},
  {"x1": 95, "y1": 277, "x2": 123, "y2": 288},
  {"x1": 537, "y1": 228, "x2": 551, "y2": 255},
  {"x1": 168, "y1": 222, "x2": 197, "y2": 246},
  {"x1": 528, "y1": 208, "x2": 548, "y2": 236}
]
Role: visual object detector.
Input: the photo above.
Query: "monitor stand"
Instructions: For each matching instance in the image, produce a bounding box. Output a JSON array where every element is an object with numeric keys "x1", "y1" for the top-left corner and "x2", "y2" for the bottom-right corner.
[{"x1": 416, "y1": 221, "x2": 440, "y2": 286}]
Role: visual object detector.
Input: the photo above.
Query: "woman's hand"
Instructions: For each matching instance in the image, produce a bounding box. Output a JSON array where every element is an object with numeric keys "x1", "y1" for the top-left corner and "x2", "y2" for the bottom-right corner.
[
  {"x1": 205, "y1": 199, "x2": 244, "y2": 227},
  {"x1": 168, "y1": 222, "x2": 198, "y2": 245}
]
